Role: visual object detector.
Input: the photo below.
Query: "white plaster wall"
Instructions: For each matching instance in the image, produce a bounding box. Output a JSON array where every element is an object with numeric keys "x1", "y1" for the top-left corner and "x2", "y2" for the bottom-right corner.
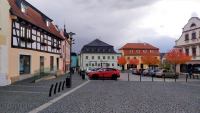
[
  {"x1": 0, "y1": 0, "x2": 10, "y2": 86},
  {"x1": 80, "y1": 53, "x2": 122, "y2": 70},
  {"x1": 183, "y1": 17, "x2": 200, "y2": 31}
]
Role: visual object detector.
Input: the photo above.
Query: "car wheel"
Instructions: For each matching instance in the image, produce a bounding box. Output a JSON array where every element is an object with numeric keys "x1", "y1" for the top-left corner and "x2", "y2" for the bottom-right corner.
[
  {"x1": 112, "y1": 75, "x2": 117, "y2": 80},
  {"x1": 92, "y1": 74, "x2": 98, "y2": 79},
  {"x1": 147, "y1": 74, "x2": 149, "y2": 76}
]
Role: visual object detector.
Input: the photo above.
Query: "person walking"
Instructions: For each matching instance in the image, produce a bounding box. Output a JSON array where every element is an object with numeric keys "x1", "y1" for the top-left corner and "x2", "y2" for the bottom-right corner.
[
  {"x1": 141, "y1": 68, "x2": 144, "y2": 77},
  {"x1": 188, "y1": 69, "x2": 192, "y2": 78}
]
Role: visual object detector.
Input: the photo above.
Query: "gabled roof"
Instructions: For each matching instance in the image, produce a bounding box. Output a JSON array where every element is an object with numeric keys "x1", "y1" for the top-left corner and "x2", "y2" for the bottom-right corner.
[
  {"x1": 7, "y1": 0, "x2": 63, "y2": 40},
  {"x1": 119, "y1": 43, "x2": 159, "y2": 50},
  {"x1": 86, "y1": 39, "x2": 113, "y2": 47},
  {"x1": 160, "y1": 53, "x2": 166, "y2": 59}
]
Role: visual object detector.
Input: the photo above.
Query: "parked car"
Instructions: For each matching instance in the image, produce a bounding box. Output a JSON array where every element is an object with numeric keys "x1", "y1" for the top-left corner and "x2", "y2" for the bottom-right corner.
[
  {"x1": 132, "y1": 69, "x2": 137, "y2": 74},
  {"x1": 89, "y1": 68, "x2": 102, "y2": 74},
  {"x1": 143, "y1": 69, "x2": 151, "y2": 76},
  {"x1": 135, "y1": 69, "x2": 141, "y2": 75},
  {"x1": 85, "y1": 68, "x2": 93, "y2": 75},
  {"x1": 149, "y1": 69, "x2": 159, "y2": 77},
  {"x1": 89, "y1": 68, "x2": 120, "y2": 80},
  {"x1": 155, "y1": 69, "x2": 179, "y2": 78}
]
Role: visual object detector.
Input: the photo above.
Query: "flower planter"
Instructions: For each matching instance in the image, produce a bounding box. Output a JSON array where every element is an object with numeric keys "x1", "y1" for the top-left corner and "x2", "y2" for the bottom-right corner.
[
  {"x1": 20, "y1": 37, "x2": 28, "y2": 42},
  {"x1": 56, "y1": 47, "x2": 61, "y2": 50},
  {"x1": 41, "y1": 43, "x2": 47, "y2": 46},
  {"x1": 27, "y1": 38, "x2": 35, "y2": 43},
  {"x1": 51, "y1": 46, "x2": 56, "y2": 49}
]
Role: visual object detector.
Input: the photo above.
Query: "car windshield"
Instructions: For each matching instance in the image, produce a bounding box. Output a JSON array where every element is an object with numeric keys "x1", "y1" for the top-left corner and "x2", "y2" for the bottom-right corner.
[{"x1": 158, "y1": 70, "x2": 162, "y2": 72}]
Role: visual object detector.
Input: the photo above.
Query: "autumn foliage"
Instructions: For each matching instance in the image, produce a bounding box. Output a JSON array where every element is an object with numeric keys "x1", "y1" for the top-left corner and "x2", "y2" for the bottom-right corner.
[
  {"x1": 128, "y1": 58, "x2": 139, "y2": 67},
  {"x1": 117, "y1": 56, "x2": 127, "y2": 71},
  {"x1": 165, "y1": 49, "x2": 192, "y2": 75},
  {"x1": 141, "y1": 53, "x2": 160, "y2": 69}
]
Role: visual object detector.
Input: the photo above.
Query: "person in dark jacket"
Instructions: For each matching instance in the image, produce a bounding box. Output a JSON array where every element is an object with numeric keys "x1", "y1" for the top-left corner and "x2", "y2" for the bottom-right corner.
[
  {"x1": 141, "y1": 68, "x2": 144, "y2": 77},
  {"x1": 188, "y1": 69, "x2": 192, "y2": 78}
]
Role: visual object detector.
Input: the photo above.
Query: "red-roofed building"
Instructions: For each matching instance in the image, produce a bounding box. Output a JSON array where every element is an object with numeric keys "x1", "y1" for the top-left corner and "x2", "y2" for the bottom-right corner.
[
  {"x1": 0, "y1": 0, "x2": 65, "y2": 85},
  {"x1": 119, "y1": 43, "x2": 161, "y2": 70}
]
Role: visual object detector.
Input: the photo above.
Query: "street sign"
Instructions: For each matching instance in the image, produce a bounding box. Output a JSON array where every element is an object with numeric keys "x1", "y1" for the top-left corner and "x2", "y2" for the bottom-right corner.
[{"x1": 120, "y1": 65, "x2": 122, "y2": 67}]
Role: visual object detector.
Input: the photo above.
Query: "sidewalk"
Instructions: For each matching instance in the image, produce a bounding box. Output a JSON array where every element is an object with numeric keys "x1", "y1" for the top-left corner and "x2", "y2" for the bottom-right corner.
[{"x1": 0, "y1": 72, "x2": 88, "y2": 113}]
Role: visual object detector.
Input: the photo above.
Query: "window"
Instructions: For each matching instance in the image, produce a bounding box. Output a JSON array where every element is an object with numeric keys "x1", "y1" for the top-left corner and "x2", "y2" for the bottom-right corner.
[
  {"x1": 186, "y1": 49, "x2": 189, "y2": 55},
  {"x1": 41, "y1": 35, "x2": 44, "y2": 43},
  {"x1": 136, "y1": 50, "x2": 140, "y2": 53},
  {"x1": 112, "y1": 56, "x2": 114, "y2": 59},
  {"x1": 92, "y1": 48, "x2": 94, "y2": 51},
  {"x1": 87, "y1": 48, "x2": 89, "y2": 51},
  {"x1": 193, "y1": 48, "x2": 196, "y2": 56},
  {"x1": 150, "y1": 50, "x2": 154, "y2": 53},
  {"x1": 46, "y1": 20, "x2": 50, "y2": 27},
  {"x1": 57, "y1": 40, "x2": 59, "y2": 46},
  {"x1": 155, "y1": 57, "x2": 157, "y2": 59},
  {"x1": 19, "y1": 55, "x2": 30, "y2": 74},
  {"x1": 27, "y1": 29, "x2": 31, "y2": 38},
  {"x1": 101, "y1": 68, "x2": 107, "y2": 71},
  {"x1": 107, "y1": 63, "x2": 110, "y2": 66},
  {"x1": 86, "y1": 64, "x2": 88, "y2": 66},
  {"x1": 117, "y1": 56, "x2": 120, "y2": 59},
  {"x1": 127, "y1": 57, "x2": 130, "y2": 60},
  {"x1": 143, "y1": 50, "x2": 147, "y2": 53},
  {"x1": 92, "y1": 56, "x2": 94, "y2": 59},
  {"x1": 108, "y1": 68, "x2": 116, "y2": 71},
  {"x1": 191, "y1": 23, "x2": 196, "y2": 27},
  {"x1": 98, "y1": 63, "x2": 101, "y2": 66},
  {"x1": 92, "y1": 64, "x2": 94, "y2": 66},
  {"x1": 51, "y1": 39, "x2": 54, "y2": 45},
  {"x1": 97, "y1": 48, "x2": 100, "y2": 52},
  {"x1": 86, "y1": 56, "x2": 88, "y2": 59},
  {"x1": 108, "y1": 49, "x2": 110, "y2": 52},
  {"x1": 134, "y1": 57, "x2": 136, "y2": 59},
  {"x1": 108, "y1": 56, "x2": 110, "y2": 59},
  {"x1": 103, "y1": 49, "x2": 105, "y2": 52},
  {"x1": 112, "y1": 63, "x2": 114, "y2": 66},
  {"x1": 21, "y1": 4, "x2": 27, "y2": 14},
  {"x1": 185, "y1": 34, "x2": 189, "y2": 40},
  {"x1": 130, "y1": 50, "x2": 133, "y2": 53},
  {"x1": 192, "y1": 33, "x2": 196, "y2": 39},
  {"x1": 98, "y1": 56, "x2": 100, "y2": 59},
  {"x1": 20, "y1": 26, "x2": 25, "y2": 37},
  {"x1": 103, "y1": 56, "x2": 105, "y2": 59}
]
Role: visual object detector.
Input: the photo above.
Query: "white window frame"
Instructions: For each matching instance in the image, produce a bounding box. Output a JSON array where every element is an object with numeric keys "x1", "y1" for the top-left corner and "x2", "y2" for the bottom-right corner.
[
  {"x1": 136, "y1": 50, "x2": 140, "y2": 53},
  {"x1": 143, "y1": 50, "x2": 147, "y2": 53},
  {"x1": 21, "y1": 4, "x2": 27, "y2": 14},
  {"x1": 46, "y1": 20, "x2": 50, "y2": 27},
  {"x1": 150, "y1": 50, "x2": 154, "y2": 53}
]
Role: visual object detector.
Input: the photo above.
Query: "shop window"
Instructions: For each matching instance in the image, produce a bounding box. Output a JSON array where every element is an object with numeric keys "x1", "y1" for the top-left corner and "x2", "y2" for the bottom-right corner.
[{"x1": 19, "y1": 55, "x2": 30, "y2": 74}]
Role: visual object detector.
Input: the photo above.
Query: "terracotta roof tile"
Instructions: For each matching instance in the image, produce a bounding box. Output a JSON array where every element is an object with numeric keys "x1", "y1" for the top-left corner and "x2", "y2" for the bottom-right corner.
[
  {"x1": 123, "y1": 50, "x2": 160, "y2": 56},
  {"x1": 7, "y1": 0, "x2": 63, "y2": 39},
  {"x1": 119, "y1": 43, "x2": 159, "y2": 50}
]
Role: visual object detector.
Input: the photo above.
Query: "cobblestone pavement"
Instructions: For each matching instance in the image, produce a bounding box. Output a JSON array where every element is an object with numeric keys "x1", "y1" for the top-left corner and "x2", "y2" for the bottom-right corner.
[
  {"x1": 40, "y1": 80, "x2": 200, "y2": 113},
  {"x1": 0, "y1": 72, "x2": 87, "y2": 113}
]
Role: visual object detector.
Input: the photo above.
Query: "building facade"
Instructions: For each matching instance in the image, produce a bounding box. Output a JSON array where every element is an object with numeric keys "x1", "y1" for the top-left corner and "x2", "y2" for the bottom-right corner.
[
  {"x1": 119, "y1": 43, "x2": 161, "y2": 70},
  {"x1": 0, "y1": 0, "x2": 64, "y2": 86},
  {"x1": 0, "y1": 0, "x2": 10, "y2": 86},
  {"x1": 174, "y1": 17, "x2": 200, "y2": 74},
  {"x1": 79, "y1": 39, "x2": 122, "y2": 70}
]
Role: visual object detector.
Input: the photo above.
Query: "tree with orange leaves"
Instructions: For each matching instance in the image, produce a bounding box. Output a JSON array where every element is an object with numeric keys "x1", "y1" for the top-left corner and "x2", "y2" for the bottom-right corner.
[
  {"x1": 151, "y1": 57, "x2": 160, "y2": 69},
  {"x1": 141, "y1": 53, "x2": 154, "y2": 69},
  {"x1": 165, "y1": 48, "x2": 193, "y2": 76},
  {"x1": 128, "y1": 58, "x2": 139, "y2": 68},
  {"x1": 117, "y1": 56, "x2": 127, "y2": 71}
]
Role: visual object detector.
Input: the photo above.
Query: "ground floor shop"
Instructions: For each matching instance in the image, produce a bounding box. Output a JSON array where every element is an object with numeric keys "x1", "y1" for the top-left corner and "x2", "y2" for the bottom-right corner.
[{"x1": 176, "y1": 60, "x2": 200, "y2": 74}]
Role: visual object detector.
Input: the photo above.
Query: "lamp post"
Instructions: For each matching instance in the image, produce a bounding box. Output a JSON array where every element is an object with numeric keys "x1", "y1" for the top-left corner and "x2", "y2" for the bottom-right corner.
[{"x1": 68, "y1": 32, "x2": 75, "y2": 87}]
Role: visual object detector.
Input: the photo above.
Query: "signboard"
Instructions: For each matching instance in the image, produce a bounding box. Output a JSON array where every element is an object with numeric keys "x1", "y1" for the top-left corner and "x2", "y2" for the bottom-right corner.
[{"x1": 120, "y1": 65, "x2": 122, "y2": 67}]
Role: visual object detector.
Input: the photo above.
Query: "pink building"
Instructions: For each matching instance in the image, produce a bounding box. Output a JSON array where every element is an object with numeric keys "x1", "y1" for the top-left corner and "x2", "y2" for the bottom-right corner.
[
  {"x1": 54, "y1": 25, "x2": 70, "y2": 73},
  {"x1": 174, "y1": 17, "x2": 200, "y2": 74}
]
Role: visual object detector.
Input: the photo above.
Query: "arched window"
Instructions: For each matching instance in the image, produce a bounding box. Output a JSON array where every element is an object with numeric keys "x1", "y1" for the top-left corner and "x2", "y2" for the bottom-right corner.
[{"x1": 191, "y1": 23, "x2": 196, "y2": 27}]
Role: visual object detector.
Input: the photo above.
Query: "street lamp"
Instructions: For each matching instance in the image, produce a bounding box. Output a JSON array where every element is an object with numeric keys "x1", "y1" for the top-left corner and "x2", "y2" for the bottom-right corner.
[{"x1": 68, "y1": 32, "x2": 75, "y2": 87}]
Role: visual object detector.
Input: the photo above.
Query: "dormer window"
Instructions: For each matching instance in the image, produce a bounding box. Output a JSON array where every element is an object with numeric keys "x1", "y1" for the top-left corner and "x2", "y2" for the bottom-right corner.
[
  {"x1": 136, "y1": 50, "x2": 140, "y2": 53},
  {"x1": 46, "y1": 20, "x2": 50, "y2": 27},
  {"x1": 21, "y1": 4, "x2": 27, "y2": 14},
  {"x1": 108, "y1": 49, "x2": 110, "y2": 52},
  {"x1": 129, "y1": 50, "x2": 133, "y2": 53},
  {"x1": 103, "y1": 49, "x2": 105, "y2": 52},
  {"x1": 92, "y1": 48, "x2": 94, "y2": 51},
  {"x1": 143, "y1": 50, "x2": 147, "y2": 53},
  {"x1": 150, "y1": 50, "x2": 154, "y2": 53}
]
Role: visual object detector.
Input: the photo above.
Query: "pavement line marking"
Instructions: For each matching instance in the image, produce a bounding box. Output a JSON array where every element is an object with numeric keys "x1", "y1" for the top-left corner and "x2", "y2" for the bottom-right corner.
[
  {"x1": 9, "y1": 85, "x2": 49, "y2": 88},
  {"x1": 0, "y1": 90, "x2": 48, "y2": 94},
  {"x1": 29, "y1": 80, "x2": 90, "y2": 113}
]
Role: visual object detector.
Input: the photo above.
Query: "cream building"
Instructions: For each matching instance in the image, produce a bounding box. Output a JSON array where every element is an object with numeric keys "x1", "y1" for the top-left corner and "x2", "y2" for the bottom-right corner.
[{"x1": 174, "y1": 17, "x2": 200, "y2": 74}]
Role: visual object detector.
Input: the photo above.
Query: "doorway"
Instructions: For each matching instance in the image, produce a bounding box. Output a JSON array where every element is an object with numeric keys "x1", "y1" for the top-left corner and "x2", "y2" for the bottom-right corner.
[
  {"x1": 140, "y1": 64, "x2": 143, "y2": 69},
  {"x1": 50, "y1": 56, "x2": 54, "y2": 71},
  {"x1": 57, "y1": 58, "x2": 59, "y2": 70},
  {"x1": 40, "y1": 56, "x2": 44, "y2": 75}
]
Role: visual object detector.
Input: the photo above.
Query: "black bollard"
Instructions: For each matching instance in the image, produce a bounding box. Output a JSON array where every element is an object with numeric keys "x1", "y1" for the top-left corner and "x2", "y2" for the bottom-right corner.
[
  {"x1": 186, "y1": 74, "x2": 188, "y2": 82},
  {"x1": 66, "y1": 77, "x2": 70, "y2": 88},
  {"x1": 128, "y1": 73, "x2": 129, "y2": 81},
  {"x1": 62, "y1": 81, "x2": 65, "y2": 90},
  {"x1": 189, "y1": 74, "x2": 191, "y2": 79},
  {"x1": 58, "y1": 82, "x2": 62, "y2": 92},
  {"x1": 49, "y1": 84, "x2": 54, "y2": 97},
  {"x1": 152, "y1": 75, "x2": 153, "y2": 82},
  {"x1": 193, "y1": 75, "x2": 195, "y2": 79},
  {"x1": 140, "y1": 74, "x2": 141, "y2": 81},
  {"x1": 54, "y1": 83, "x2": 58, "y2": 94},
  {"x1": 164, "y1": 74, "x2": 165, "y2": 82},
  {"x1": 103, "y1": 73, "x2": 104, "y2": 81}
]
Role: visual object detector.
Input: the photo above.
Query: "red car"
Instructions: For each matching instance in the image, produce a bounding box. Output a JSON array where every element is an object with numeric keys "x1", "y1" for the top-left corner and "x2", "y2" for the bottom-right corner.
[
  {"x1": 135, "y1": 69, "x2": 141, "y2": 75},
  {"x1": 89, "y1": 68, "x2": 120, "y2": 80}
]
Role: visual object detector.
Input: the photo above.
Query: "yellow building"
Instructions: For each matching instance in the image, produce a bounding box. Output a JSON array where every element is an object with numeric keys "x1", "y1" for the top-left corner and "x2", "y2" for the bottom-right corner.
[{"x1": 119, "y1": 43, "x2": 161, "y2": 70}]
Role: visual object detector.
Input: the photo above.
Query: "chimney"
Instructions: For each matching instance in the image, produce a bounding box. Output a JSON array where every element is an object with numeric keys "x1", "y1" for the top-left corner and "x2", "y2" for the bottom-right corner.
[{"x1": 144, "y1": 42, "x2": 146, "y2": 46}]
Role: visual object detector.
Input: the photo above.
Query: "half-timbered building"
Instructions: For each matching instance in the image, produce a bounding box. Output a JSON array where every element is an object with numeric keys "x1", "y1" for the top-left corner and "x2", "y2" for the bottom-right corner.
[{"x1": 0, "y1": 0, "x2": 65, "y2": 85}]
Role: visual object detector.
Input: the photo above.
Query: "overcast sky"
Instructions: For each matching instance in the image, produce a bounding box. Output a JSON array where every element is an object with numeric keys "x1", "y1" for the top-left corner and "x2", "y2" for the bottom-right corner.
[{"x1": 28, "y1": 0, "x2": 200, "y2": 53}]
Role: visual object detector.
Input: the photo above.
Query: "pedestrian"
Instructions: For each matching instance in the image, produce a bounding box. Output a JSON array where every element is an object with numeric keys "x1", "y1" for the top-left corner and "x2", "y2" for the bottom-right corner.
[
  {"x1": 141, "y1": 68, "x2": 143, "y2": 77},
  {"x1": 188, "y1": 69, "x2": 192, "y2": 78}
]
